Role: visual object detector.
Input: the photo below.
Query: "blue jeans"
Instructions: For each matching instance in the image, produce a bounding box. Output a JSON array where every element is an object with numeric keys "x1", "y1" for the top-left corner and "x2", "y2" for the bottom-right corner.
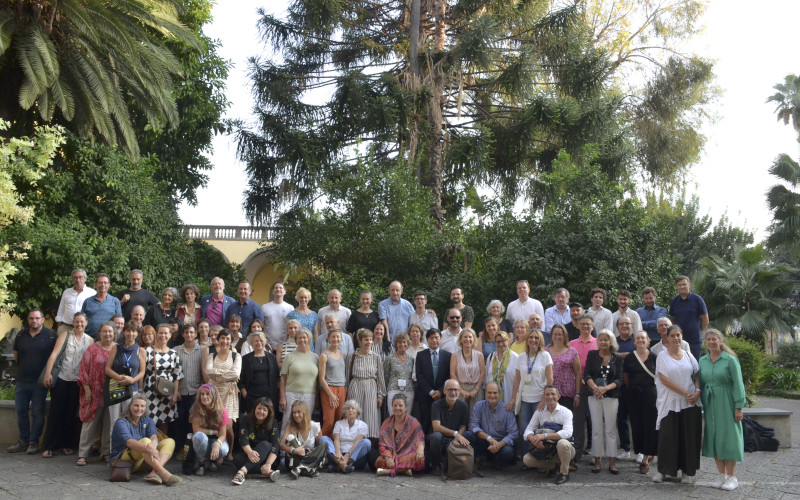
[
  {"x1": 321, "y1": 436, "x2": 370, "y2": 470},
  {"x1": 192, "y1": 432, "x2": 230, "y2": 461},
  {"x1": 15, "y1": 381, "x2": 48, "y2": 444},
  {"x1": 519, "y1": 401, "x2": 540, "y2": 435}
]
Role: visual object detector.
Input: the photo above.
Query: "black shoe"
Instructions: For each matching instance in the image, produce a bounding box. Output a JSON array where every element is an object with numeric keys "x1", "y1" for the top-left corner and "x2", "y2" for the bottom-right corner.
[
  {"x1": 432, "y1": 465, "x2": 442, "y2": 476},
  {"x1": 207, "y1": 460, "x2": 219, "y2": 472},
  {"x1": 554, "y1": 473, "x2": 569, "y2": 485},
  {"x1": 6, "y1": 440, "x2": 25, "y2": 453}
]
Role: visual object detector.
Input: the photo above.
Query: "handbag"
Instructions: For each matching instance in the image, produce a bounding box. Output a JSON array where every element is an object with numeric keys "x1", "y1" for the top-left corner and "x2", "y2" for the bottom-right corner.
[
  {"x1": 104, "y1": 349, "x2": 133, "y2": 406},
  {"x1": 531, "y1": 439, "x2": 559, "y2": 461},
  {"x1": 108, "y1": 459, "x2": 133, "y2": 482},
  {"x1": 155, "y1": 376, "x2": 175, "y2": 397},
  {"x1": 38, "y1": 332, "x2": 67, "y2": 387}
]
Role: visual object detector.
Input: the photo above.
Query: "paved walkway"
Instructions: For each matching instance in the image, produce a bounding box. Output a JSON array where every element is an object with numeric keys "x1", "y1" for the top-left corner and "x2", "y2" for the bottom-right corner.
[{"x1": 1, "y1": 396, "x2": 798, "y2": 499}]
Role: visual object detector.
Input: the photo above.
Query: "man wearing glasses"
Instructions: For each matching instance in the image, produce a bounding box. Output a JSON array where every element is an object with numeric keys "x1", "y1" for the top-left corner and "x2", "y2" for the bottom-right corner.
[
  {"x1": 200, "y1": 277, "x2": 235, "y2": 327},
  {"x1": 440, "y1": 308, "x2": 463, "y2": 354},
  {"x1": 427, "y1": 379, "x2": 470, "y2": 476}
]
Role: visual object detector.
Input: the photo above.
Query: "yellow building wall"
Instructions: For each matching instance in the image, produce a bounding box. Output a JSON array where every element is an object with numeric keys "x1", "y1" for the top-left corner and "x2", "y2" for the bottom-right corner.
[
  {"x1": 251, "y1": 265, "x2": 287, "y2": 305},
  {"x1": 202, "y1": 239, "x2": 263, "y2": 267},
  {"x1": 0, "y1": 314, "x2": 22, "y2": 341}
]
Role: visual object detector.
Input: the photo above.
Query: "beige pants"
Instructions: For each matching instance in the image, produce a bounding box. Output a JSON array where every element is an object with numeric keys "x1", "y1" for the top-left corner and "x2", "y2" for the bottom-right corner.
[{"x1": 523, "y1": 439, "x2": 575, "y2": 475}]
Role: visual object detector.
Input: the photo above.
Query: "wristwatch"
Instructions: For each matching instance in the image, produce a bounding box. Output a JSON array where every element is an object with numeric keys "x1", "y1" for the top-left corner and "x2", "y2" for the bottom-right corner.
[{"x1": 453, "y1": 431, "x2": 459, "y2": 437}]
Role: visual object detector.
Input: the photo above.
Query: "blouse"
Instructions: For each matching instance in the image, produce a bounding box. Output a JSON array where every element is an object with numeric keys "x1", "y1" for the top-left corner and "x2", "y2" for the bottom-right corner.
[
  {"x1": 548, "y1": 346, "x2": 579, "y2": 398},
  {"x1": 655, "y1": 349, "x2": 701, "y2": 430},
  {"x1": 281, "y1": 350, "x2": 319, "y2": 394},
  {"x1": 514, "y1": 350, "x2": 553, "y2": 403},
  {"x1": 455, "y1": 349, "x2": 482, "y2": 385}
]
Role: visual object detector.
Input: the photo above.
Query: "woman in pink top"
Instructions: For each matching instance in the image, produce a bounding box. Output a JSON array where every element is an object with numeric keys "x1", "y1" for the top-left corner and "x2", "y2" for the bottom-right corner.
[{"x1": 449, "y1": 328, "x2": 485, "y2": 415}]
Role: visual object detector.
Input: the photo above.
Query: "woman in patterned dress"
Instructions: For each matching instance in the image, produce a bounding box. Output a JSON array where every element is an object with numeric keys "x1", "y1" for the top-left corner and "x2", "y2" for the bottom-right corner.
[
  {"x1": 286, "y1": 287, "x2": 319, "y2": 339},
  {"x1": 546, "y1": 323, "x2": 581, "y2": 411},
  {"x1": 143, "y1": 323, "x2": 183, "y2": 434},
  {"x1": 384, "y1": 333, "x2": 415, "y2": 416},
  {"x1": 206, "y1": 328, "x2": 242, "y2": 461},
  {"x1": 345, "y1": 329, "x2": 386, "y2": 437}
]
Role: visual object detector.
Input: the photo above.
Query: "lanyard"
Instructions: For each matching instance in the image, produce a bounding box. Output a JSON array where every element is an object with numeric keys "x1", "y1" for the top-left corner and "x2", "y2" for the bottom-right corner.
[
  {"x1": 123, "y1": 352, "x2": 133, "y2": 367},
  {"x1": 527, "y1": 350, "x2": 538, "y2": 374}
]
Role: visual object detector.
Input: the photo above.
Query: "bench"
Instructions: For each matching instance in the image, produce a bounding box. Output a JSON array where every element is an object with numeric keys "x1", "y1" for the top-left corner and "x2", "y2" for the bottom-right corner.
[{"x1": 743, "y1": 407, "x2": 793, "y2": 448}]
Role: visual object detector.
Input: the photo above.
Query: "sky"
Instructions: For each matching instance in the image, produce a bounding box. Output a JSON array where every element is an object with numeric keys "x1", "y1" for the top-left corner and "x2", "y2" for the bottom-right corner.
[{"x1": 179, "y1": 0, "x2": 800, "y2": 242}]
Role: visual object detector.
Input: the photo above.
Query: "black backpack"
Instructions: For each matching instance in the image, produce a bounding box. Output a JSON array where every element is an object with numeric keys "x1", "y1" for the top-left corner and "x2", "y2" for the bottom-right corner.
[{"x1": 742, "y1": 416, "x2": 779, "y2": 452}]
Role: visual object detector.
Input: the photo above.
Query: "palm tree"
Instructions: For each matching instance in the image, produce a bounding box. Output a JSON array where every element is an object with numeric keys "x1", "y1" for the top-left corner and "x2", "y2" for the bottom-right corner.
[
  {"x1": 768, "y1": 74, "x2": 800, "y2": 133},
  {"x1": 0, "y1": 0, "x2": 199, "y2": 158},
  {"x1": 694, "y1": 245, "x2": 799, "y2": 344},
  {"x1": 766, "y1": 154, "x2": 800, "y2": 255}
]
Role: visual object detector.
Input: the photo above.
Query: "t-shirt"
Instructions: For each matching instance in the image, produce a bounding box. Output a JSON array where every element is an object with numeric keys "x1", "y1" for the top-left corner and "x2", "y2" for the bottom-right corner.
[
  {"x1": 514, "y1": 350, "x2": 553, "y2": 403},
  {"x1": 456, "y1": 304, "x2": 475, "y2": 328},
  {"x1": 262, "y1": 301, "x2": 294, "y2": 350},
  {"x1": 431, "y1": 398, "x2": 469, "y2": 433},
  {"x1": 117, "y1": 288, "x2": 158, "y2": 321},
  {"x1": 669, "y1": 293, "x2": 708, "y2": 345},
  {"x1": 13, "y1": 328, "x2": 57, "y2": 384},
  {"x1": 280, "y1": 351, "x2": 319, "y2": 394},
  {"x1": 110, "y1": 415, "x2": 158, "y2": 462}
]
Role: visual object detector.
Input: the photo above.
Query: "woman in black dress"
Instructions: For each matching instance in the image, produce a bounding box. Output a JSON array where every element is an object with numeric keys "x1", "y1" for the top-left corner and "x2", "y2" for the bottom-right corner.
[
  {"x1": 348, "y1": 290, "x2": 379, "y2": 346},
  {"x1": 239, "y1": 332, "x2": 280, "y2": 413}
]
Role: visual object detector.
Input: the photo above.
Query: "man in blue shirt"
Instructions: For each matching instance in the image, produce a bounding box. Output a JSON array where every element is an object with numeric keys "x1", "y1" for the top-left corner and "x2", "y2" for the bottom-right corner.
[
  {"x1": 464, "y1": 382, "x2": 518, "y2": 469},
  {"x1": 81, "y1": 273, "x2": 122, "y2": 339},
  {"x1": 224, "y1": 280, "x2": 264, "y2": 333},
  {"x1": 379, "y1": 281, "x2": 414, "y2": 341},
  {"x1": 669, "y1": 276, "x2": 709, "y2": 360},
  {"x1": 636, "y1": 286, "x2": 667, "y2": 345}
]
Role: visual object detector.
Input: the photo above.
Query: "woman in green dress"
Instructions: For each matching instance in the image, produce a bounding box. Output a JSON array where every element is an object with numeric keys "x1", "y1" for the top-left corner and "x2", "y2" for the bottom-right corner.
[{"x1": 699, "y1": 329, "x2": 745, "y2": 491}]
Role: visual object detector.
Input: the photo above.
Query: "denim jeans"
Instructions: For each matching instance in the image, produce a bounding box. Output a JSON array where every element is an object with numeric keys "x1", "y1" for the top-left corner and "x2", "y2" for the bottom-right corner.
[
  {"x1": 321, "y1": 435, "x2": 371, "y2": 470},
  {"x1": 15, "y1": 381, "x2": 48, "y2": 444},
  {"x1": 192, "y1": 432, "x2": 230, "y2": 461}
]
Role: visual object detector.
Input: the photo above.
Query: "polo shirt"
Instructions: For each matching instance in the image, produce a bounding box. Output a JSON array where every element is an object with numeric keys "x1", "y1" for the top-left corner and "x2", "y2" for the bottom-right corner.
[
  {"x1": 431, "y1": 398, "x2": 469, "y2": 433},
  {"x1": 13, "y1": 327, "x2": 57, "y2": 383},
  {"x1": 669, "y1": 293, "x2": 708, "y2": 345},
  {"x1": 569, "y1": 336, "x2": 597, "y2": 377}
]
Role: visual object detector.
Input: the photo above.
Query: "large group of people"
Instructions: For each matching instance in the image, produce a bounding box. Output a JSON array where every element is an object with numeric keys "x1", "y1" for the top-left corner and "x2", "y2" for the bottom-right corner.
[{"x1": 9, "y1": 271, "x2": 745, "y2": 490}]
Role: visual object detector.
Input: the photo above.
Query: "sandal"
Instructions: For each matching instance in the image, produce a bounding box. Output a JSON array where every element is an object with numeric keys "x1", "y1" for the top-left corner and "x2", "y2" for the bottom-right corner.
[
  {"x1": 639, "y1": 462, "x2": 650, "y2": 474},
  {"x1": 42, "y1": 450, "x2": 53, "y2": 458},
  {"x1": 609, "y1": 466, "x2": 620, "y2": 475},
  {"x1": 232, "y1": 471, "x2": 246, "y2": 485},
  {"x1": 61, "y1": 448, "x2": 74, "y2": 456},
  {"x1": 76, "y1": 457, "x2": 87, "y2": 466}
]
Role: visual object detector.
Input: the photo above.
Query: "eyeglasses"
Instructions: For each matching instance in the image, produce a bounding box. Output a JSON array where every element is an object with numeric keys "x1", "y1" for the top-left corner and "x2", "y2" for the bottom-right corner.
[
  {"x1": 449, "y1": 316, "x2": 461, "y2": 319},
  {"x1": 445, "y1": 388, "x2": 459, "y2": 392}
]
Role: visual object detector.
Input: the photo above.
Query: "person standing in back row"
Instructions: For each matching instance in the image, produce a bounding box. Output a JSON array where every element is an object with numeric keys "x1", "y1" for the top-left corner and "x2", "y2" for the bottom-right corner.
[
  {"x1": 506, "y1": 280, "x2": 544, "y2": 325},
  {"x1": 669, "y1": 276, "x2": 708, "y2": 361}
]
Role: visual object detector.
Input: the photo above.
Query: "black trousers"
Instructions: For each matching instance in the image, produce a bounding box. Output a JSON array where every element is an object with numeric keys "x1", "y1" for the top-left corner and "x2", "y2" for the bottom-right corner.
[
  {"x1": 43, "y1": 378, "x2": 80, "y2": 452},
  {"x1": 233, "y1": 441, "x2": 275, "y2": 474}
]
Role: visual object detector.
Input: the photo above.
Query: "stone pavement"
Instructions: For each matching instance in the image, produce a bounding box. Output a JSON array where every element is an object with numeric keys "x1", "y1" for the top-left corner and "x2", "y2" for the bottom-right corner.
[{"x1": 1, "y1": 396, "x2": 798, "y2": 500}]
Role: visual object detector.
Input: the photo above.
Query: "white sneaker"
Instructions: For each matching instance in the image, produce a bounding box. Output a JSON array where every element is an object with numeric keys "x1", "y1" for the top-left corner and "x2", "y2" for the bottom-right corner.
[
  {"x1": 711, "y1": 474, "x2": 728, "y2": 488},
  {"x1": 680, "y1": 473, "x2": 695, "y2": 484},
  {"x1": 635, "y1": 453, "x2": 644, "y2": 464},
  {"x1": 616, "y1": 450, "x2": 630, "y2": 460},
  {"x1": 652, "y1": 472, "x2": 663, "y2": 483},
  {"x1": 721, "y1": 476, "x2": 738, "y2": 491}
]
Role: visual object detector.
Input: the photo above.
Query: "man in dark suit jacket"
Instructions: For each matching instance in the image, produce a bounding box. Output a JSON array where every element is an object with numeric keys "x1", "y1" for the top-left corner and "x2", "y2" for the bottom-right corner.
[{"x1": 415, "y1": 328, "x2": 452, "y2": 434}]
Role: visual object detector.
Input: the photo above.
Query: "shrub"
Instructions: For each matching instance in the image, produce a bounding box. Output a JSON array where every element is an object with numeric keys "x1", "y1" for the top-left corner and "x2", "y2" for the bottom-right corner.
[
  {"x1": 726, "y1": 336, "x2": 765, "y2": 400},
  {"x1": 770, "y1": 369, "x2": 800, "y2": 391},
  {"x1": 776, "y1": 342, "x2": 800, "y2": 370}
]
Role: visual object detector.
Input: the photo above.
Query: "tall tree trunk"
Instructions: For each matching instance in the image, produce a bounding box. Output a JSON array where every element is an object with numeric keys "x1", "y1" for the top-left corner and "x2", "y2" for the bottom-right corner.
[
  {"x1": 409, "y1": 0, "x2": 420, "y2": 76},
  {"x1": 427, "y1": 0, "x2": 447, "y2": 231}
]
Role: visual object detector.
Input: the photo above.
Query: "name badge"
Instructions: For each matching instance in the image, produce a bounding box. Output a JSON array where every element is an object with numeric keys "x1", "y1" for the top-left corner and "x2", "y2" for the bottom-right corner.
[{"x1": 398, "y1": 379, "x2": 407, "y2": 389}]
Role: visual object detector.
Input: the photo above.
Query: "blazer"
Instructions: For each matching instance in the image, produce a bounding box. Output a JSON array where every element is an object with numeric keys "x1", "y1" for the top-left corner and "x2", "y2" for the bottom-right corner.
[
  {"x1": 583, "y1": 350, "x2": 624, "y2": 398},
  {"x1": 238, "y1": 351, "x2": 280, "y2": 406},
  {"x1": 415, "y1": 348, "x2": 452, "y2": 396},
  {"x1": 200, "y1": 294, "x2": 236, "y2": 321}
]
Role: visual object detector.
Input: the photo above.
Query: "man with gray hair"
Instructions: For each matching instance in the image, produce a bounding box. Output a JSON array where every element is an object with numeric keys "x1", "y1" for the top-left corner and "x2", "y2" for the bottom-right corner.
[
  {"x1": 544, "y1": 288, "x2": 572, "y2": 335},
  {"x1": 317, "y1": 289, "x2": 351, "y2": 340},
  {"x1": 54, "y1": 268, "x2": 96, "y2": 334},
  {"x1": 117, "y1": 269, "x2": 158, "y2": 321},
  {"x1": 314, "y1": 315, "x2": 354, "y2": 356},
  {"x1": 427, "y1": 379, "x2": 470, "y2": 476},
  {"x1": 649, "y1": 317, "x2": 690, "y2": 356}
]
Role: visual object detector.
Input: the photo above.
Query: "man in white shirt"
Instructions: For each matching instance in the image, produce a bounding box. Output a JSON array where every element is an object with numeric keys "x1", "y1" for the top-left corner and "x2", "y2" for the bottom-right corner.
[
  {"x1": 585, "y1": 287, "x2": 613, "y2": 333},
  {"x1": 262, "y1": 281, "x2": 294, "y2": 351},
  {"x1": 611, "y1": 289, "x2": 642, "y2": 336},
  {"x1": 440, "y1": 308, "x2": 462, "y2": 354},
  {"x1": 543, "y1": 288, "x2": 571, "y2": 335},
  {"x1": 649, "y1": 317, "x2": 691, "y2": 356},
  {"x1": 522, "y1": 385, "x2": 575, "y2": 485},
  {"x1": 55, "y1": 268, "x2": 96, "y2": 334},
  {"x1": 317, "y1": 289, "x2": 351, "y2": 340},
  {"x1": 506, "y1": 280, "x2": 544, "y2": 325}
]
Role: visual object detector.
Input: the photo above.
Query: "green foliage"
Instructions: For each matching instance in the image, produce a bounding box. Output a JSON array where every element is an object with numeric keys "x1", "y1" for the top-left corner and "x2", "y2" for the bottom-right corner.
[
  {"x1": 766, "y1": 368, "x2": 800, "y2": 391},
  {"x1": 0, "y1": 120, "x2": 64, "y2": 312},
  {"x1": 2, "y1": 133, "x2": 239, "y2": 318},
  {"x1": 238, "y1": 0, "x2": 714, "y2": 223},
  {"x1": 726, "y1": 336, "x2": 765, "y2": 398},
  {"x1": 766, "y1": 153, "x2": 800, "y2": 257},
  {"x1": 0, "y1": 0, "x2": 200, "y2": 159},
  {"x1": 694, "y1": 245, "x2": 799, "y2": 345},
  {"x1": 768, "y1": 74, "x2": 800, "y2": 134},
  {"x1": 0, "y1": 380, "x2": 14, "y2": 400},
  {"x1": 776, "y1": 342, "x2": 800, "y2": 370}
]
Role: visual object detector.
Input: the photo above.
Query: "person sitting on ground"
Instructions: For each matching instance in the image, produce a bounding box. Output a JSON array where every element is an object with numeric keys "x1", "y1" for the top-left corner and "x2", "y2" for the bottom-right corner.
[
  {"x1": 189, "y1": 384, "x2": 230, "y2": 476},
  {"x1": 464, "y1": 381, "x2": 518, "y2": 469},
  {"x1": 376, "y1": 393, "x2": 425, "y2": 477},
  {"x1": 231, "y1": 398, "x2": 281, "y2": 485},
  {"x1": 280, "y1": 400, "x2": 328, "y2": 478},
  {"x1": 109, "y1": 393, "x2": 181, "y2": 486},
  {"x1": 427, "y1": 379, "x2": 470, "y2": 476},
  {"x1": 320, "y1": 399, "x2": 371, "y2": 473},
  {"x1": 522, "y1": 385, "x2": 575, "y2": 485}
]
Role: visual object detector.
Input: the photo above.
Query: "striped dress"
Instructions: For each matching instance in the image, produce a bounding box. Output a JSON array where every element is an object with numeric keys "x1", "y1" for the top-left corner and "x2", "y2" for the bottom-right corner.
[{"x1": 345, "y1": 350, "x2": 386, "y2": 438}]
